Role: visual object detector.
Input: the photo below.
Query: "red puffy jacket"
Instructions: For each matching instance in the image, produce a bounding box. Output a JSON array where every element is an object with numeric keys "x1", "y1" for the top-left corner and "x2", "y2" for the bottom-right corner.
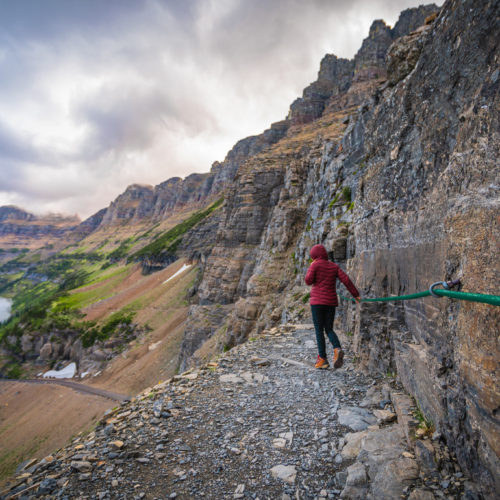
[{"x1": 305, "y1": 244, "x2": 359, "y2": 306}]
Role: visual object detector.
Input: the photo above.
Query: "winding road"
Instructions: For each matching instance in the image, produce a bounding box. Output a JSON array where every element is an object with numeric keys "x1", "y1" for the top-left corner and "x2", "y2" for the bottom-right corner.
[{"x1": 1, "y1": 378, "x2": 129, "y2": 402}]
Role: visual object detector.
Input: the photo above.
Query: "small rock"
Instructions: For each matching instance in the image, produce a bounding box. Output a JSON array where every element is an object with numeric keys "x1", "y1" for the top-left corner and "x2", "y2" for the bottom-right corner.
[
  {"x1": 234, "y1": 483, "x2": 245, "y2": 498},
  {"x1": 346, "y1": 463, "x2": 368, "y2": 486},
  {"x1": 373, "y1": 409, "x2": 397, "y2": 423},
  {"x1": 408, "y1": 489, "x2": 436, "y2": 500},
  {"x1": 38, "y1": 478, "x2": 57, "y2": 495},
  {"x1": 273, "y1": 438, "x2": 287, "y2": 449},
  {"x1": 271, "y1": 465, "x2": 297, "y2": 484},
  {"x1": 71, "y1": 461, "x2": 92, "y2": 473},
  {"x1": 337, "y1": 407, "x2": 377, "y2": 431},
  {"x1": 153, "y1": 400, "x2": 163, "y2": 418},
  {"x1": 109, "y1": 440, "x2": 124, "y2": 449},
  {"x1": 103, "y1": 424, "x2": 115, "y2": 435},
  {"x1": 220, "y1": 374, "x2": 243, "y2": 384}
]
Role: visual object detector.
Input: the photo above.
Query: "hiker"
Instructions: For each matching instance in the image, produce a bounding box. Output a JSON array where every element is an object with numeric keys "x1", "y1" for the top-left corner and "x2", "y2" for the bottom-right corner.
[{"x1": 305, "y1": 244, "x2": 360, "y2": 369}]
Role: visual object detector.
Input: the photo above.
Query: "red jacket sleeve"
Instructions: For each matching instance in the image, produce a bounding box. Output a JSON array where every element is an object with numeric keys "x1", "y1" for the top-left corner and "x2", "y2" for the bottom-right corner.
[
  {"x1": 337, "y1": 266, "x2": 360, "y2": 298},
  {"x1": 305, "y1": 262, "x2": 316, "y2": 285}
]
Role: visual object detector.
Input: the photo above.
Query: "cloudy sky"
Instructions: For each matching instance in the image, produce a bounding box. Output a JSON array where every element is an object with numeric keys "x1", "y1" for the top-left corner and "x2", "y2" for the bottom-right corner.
[{"x1": 0, "y1": 0, "x2": 439, "y2": 219}]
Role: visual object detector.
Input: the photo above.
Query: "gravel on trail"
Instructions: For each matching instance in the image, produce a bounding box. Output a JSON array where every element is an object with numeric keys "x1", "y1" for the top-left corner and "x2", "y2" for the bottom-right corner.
[{"x1": 2, "y1": 324, "x2": 474, "y2": 500}]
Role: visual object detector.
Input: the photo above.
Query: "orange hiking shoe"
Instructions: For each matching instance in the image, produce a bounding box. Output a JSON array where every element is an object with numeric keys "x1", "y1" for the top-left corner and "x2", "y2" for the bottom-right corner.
[
  {"x1": 333, "y1": 348, "x2": 344, "y2": 369},
  {"x1": 315, "y1": 356, "x2": 329, "y2": 369}
]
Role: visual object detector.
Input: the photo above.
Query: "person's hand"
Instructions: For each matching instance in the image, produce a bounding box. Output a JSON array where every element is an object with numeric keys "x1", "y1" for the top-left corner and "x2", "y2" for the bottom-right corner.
[{"x1": 355, "y1": 296, "x2": 361, "y2": 304}]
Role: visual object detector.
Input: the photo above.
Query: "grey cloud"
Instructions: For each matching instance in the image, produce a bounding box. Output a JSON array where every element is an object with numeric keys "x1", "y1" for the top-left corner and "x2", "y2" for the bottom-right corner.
[
  {"x1": 73, "y1": 80, "x2": 220, "y2": 164},
  {"x1": 0, "y1": 0, "x2": 142, "y2": 42},
  {"x1": 0, "y1": 121, "x2": 40, "y2": 164}
]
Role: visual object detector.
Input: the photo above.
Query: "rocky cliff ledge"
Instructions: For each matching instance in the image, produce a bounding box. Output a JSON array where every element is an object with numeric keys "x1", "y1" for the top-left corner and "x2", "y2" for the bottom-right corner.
[
  {"x1": 0, "y1": 206, "x2": 82, "y2": 250},
  {"x1": 180, "y1": 0, "x2": 498, "y2": 496}
]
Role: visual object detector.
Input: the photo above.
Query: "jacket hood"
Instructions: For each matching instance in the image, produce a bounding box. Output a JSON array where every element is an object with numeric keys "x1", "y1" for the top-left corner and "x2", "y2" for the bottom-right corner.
[{"x1": 310, "y1": 244, "x2": 328, "y2": 261}]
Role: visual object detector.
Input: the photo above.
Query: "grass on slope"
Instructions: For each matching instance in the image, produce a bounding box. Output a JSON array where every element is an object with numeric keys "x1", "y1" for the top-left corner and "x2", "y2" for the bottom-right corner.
[
  {"x1": 54, "y1": 264, "x2": 132, "y2": 310},
  {"x1": 130, "y1": 197, "x2": 223, "y2": 262}
]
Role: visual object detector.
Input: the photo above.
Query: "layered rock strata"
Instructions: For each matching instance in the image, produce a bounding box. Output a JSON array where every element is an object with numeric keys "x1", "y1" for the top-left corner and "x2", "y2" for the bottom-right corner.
[
  {"x1": 289, "y1": 4, "x2": 438, "y2": 127},
  {"x1": 94, "y1": 120, "x2": 290, "y2": 230},
  {"x1": 0, "y1": 206, "x2": 82, "y2": 249},
  {"x1": 292, "y1": 0, "x2": 499, "y2": 495},
  {"x1": 180, "y1": 0, "x2": 498, "y2": 496},
  {"x1": 180, "y1": 3, "x2": 440, "y2": 367}
]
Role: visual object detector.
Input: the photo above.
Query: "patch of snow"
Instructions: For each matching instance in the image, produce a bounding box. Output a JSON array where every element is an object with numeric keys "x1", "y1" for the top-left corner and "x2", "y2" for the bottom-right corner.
[
  {"x1": 42, "y1": 362, "x2": 76, "y2": 379},
  {"x1": 148, "y1": 340, "x2": 162, "y2": 351},
  {"x1": 0, "y1": 297, "x2": 13, "y2": 322},
  {"x1": 163, "y1": 264, "x2": 192, "y2": 284},
  {"x1": 80, "y1": 371, "x2": 90, "y2": 378},
  {"x1": 93, "y1": 371, "x2": 101, "y2": 377}
]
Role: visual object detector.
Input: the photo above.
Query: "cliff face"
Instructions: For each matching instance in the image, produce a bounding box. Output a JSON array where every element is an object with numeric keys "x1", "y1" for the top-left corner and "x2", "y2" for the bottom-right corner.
[
  {"x1": 346, "y1": 1, "x2": 499, "y2": 492},
  {"x1": 179, "y1": 0, "x2": 498, "y2": 495},
  {"x1": 289, "y1": 4, "x2": 438, "y2": 127},
  {"x1": 298, "y1": 0, "x2": 499, "y2": 494},
  {"x1": 180, "y1": 3, "x2": 441, "y2": 364}
]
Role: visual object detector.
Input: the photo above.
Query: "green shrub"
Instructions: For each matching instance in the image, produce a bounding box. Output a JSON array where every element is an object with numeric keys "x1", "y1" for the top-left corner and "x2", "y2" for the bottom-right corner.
[
  {"x1": 130, "y1": 198, "x2": 223, "y2": 262},
  {"x1": 328, "y1": 192, "x2": 341, "y2": 209},
  {"x1": 6, "y1": 363, "x2": 22, "y2": 379},
  {"x1": 342, "y1": 186, "x2": 351, "y2": 202}
]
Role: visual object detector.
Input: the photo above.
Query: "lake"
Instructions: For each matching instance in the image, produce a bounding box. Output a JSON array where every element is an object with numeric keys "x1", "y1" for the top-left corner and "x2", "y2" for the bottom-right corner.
[{"x1": 0, "y1": 297, "x2": 13, "y2": 323}]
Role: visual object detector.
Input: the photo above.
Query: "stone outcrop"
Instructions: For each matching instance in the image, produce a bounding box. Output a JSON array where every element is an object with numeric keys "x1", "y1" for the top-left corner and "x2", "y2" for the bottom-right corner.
[
  {"x1": 208, "y1": 120, "x2": 290, "y2": 195},
  {"x1": 97, "y1": 175, "x2": 211, "y2": 227},
  {"x1": 289, "y1": 55, "x2": 354, "y2": 125},
  {"x1": 86, "y1": 119, "x2": 289, "y2": 231},
  {"x1": 289, "y1": 4, "x2": 439, "y2": 127},
  {"x1": 1, "y1": 323, "x2": 145, "y2": 379}
]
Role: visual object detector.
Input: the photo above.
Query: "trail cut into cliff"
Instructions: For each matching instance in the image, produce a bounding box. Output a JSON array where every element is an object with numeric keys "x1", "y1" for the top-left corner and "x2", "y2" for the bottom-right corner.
[{"x1": 1, "y1": 323, "x2": 481, "y2": 500}]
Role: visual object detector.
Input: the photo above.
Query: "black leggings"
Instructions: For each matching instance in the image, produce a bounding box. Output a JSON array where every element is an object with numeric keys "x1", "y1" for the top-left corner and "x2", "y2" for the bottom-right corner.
[{"x1": 311, "y1": 305, "x2": 341, "y2": 358}]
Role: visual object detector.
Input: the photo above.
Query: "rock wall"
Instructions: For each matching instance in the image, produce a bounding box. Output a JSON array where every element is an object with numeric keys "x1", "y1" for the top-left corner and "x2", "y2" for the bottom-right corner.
[
  {"x1": 180, "y1": 3, "x2": 440, "y2": 364},
  {"x1": 180, "y1": 0, "x2": 498, "y2": 496},
  {"x1": 294, "y1": 0, "x2": 499, "y2": 495}
]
